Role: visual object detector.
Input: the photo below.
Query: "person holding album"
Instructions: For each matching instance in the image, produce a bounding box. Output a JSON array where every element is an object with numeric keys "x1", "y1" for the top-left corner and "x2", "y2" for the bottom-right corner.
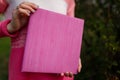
[{"x1": 0, "y1": 0, "x2": 82, "y2": 80}]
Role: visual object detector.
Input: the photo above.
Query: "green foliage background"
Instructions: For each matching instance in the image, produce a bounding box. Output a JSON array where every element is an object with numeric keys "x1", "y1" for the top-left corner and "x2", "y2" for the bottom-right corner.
[
  {"x1": 0, "y1": 0, "x2": 120, "y2": 80},
  {"x1": 75, "y1": 0, "x2": 120, "y2": 80}
]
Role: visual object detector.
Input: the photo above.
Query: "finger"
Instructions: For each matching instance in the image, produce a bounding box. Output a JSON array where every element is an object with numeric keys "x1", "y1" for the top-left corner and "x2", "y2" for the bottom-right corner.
[
  {"x1": 11, "y1": 10, "x2": 21, "y2": 27},
  {"x1": 17, "y1": 7, "x2": 30, "y2": 16},
  {"x1": 77, "y1": 66, "x2": 81, "y2": 72},
  {"x1": 77, "y1": 63, "x2": 80, "y2": 72},
  {"x1": 64, "y1": 72, "x2": 69, "y2": 77},
  {"x1": 61, "y1": 73, "x2": 64, "y2": 76},
  {"x1": 21, "y1": 2, "x2": 38, "y2": 10},
  {"x1": 69, "y1": 72, "x2": 74, "y2": 78},
  {"x1": 77, "y1": 59, "x2": 82, "y2": 72},
  {"x1": 19, "y1": 3, "x2": 36, "y2": 13}
]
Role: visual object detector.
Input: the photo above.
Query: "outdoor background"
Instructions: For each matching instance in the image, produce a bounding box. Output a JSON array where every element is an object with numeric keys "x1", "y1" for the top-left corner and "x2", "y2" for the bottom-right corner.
[{"x1": 0, "y1": 0, "x2": 120, "y2": 80}]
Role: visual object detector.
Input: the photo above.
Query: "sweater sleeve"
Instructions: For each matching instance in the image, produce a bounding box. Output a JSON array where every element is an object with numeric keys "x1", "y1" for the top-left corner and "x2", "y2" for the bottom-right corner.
[
  {"x1": 0, "y1": 20, "x2": 18, "y2": 38},
  {"x1": 0, "y1": 0, "x2": 8, "y2": 13},
  {"x1": 65, "y1": 0, "x2": 76, "y2": 17}
]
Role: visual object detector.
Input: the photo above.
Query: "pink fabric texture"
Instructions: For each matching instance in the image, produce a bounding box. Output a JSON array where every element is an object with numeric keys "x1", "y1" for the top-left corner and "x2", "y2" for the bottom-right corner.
[{"x1": 0, "y1": 0, "x2": 76, "y2": 80}]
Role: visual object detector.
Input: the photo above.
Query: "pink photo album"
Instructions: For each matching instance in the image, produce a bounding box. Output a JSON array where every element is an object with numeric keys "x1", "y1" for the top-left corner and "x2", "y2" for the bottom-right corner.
[{"x1": 22, "y1": 8, "x2": 84, "y2": 74}]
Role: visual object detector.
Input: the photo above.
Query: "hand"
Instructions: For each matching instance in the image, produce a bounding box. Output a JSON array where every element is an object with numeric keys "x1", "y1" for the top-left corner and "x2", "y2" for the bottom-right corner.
[
  {"x1": 61, "y1": 72, "x2": 73, "y2": 78},
  {"x1": 7, "y1": 2, "x2": 38, "y2": 33},
  {"x1": 60, "y1": 58, "x2": 82, "y2": 78}
]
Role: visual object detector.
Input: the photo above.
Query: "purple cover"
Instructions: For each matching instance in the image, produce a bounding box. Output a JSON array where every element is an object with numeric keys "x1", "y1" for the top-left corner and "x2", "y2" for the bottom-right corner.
[{"x1": 22, "y1": 8, "x2": 84, "y2": 74}]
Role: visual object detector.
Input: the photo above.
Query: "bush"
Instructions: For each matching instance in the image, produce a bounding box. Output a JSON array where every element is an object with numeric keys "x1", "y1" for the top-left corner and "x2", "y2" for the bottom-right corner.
[{"x1": 75, "y1": 0, "x2": 120, "y2": 80}]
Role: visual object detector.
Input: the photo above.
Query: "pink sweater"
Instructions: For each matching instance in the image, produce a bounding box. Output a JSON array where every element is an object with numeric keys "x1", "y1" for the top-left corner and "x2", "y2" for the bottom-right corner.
[{"x1": 0, "y1": 0, "x2": 76, "y2": 80}]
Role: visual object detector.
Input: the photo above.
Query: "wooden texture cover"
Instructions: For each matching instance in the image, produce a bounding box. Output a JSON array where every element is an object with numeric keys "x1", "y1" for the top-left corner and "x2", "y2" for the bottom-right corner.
[{"x1": 22, "y1": 8, "x2": 84, "y2": 74}]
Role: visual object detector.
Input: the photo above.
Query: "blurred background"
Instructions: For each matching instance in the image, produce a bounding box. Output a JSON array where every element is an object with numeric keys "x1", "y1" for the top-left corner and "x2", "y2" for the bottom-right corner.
[{"x1": 0, "y1": 0, "x2": 120, "y2": 80}]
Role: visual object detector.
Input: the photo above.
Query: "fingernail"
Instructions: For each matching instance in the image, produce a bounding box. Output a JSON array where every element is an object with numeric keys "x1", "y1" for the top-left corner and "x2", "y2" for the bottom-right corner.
[
  {"x1": 28, "y1": 13, "x2": 30, "y2": 16},
  {"x1": 61, "y1": 73, "x2": 64, "y2": 76},
  {"x1": 32, "y1": 10, "x2": 35, "y2": 13},
  {"x1": 70, "y1": 72, "x2": 73, "y2": 74}
]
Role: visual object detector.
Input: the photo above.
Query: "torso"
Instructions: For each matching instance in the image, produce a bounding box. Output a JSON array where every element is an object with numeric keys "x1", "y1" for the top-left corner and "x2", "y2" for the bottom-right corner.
[{"x1": 5, "y1": 0, "x2": 68, "y2": 19}]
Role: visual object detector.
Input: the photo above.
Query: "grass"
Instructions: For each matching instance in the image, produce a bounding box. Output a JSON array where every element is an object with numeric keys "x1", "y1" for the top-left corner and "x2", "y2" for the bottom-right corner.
[{"x1": 0, "y1": 37, "x2": 11, "y2": 80}]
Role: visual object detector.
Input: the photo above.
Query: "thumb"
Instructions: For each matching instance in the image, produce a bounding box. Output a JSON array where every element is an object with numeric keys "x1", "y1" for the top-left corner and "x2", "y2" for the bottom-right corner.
[{"x1": 78, "y1": 58, "x2": 82, "y2": 72}]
